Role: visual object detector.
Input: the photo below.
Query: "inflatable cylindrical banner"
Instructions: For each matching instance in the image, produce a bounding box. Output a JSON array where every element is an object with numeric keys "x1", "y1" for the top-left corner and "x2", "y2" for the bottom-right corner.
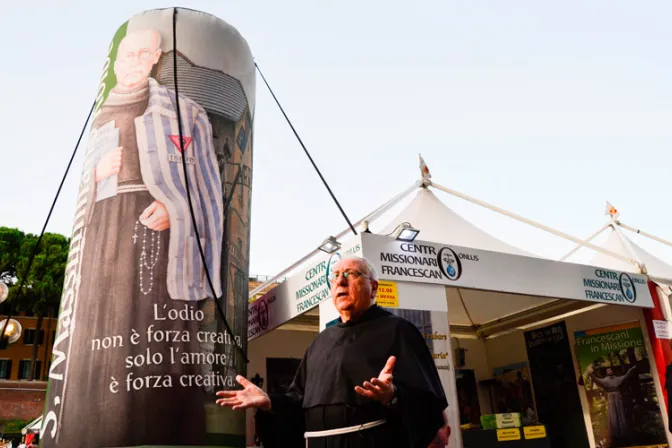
[{"x1": 42, "y1": 8, "x2": 255, "y2": 447}]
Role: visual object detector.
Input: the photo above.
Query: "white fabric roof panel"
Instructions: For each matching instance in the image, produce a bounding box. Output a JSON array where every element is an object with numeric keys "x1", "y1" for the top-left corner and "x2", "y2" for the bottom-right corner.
[
  {"x1": 379, "y1": 188, "x2": 533, "y2": 257},
  {"x1": 446, "y1": 287, "x2": 558, "y2": 327},
  {"x1": 376, "y1": 186, "x2": 564, "y2": 330},
  {"x1": 588, "y1": 226, "x2": 672, "y2": 283}
]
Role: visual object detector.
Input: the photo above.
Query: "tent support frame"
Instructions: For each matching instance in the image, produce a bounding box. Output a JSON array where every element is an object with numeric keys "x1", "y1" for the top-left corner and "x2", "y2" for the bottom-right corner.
[
  {"x1": 429, "y1": 181, "x2": 640, "y2": 269},
  {"x1": 617, "y1": 221, "x2": 672, "y2": 249},
  {"x1": 250, "y1": 172, "x2": 672, "y2": 303},
  {"x1": 560, "y1": 218, "x2": 672, "y2": 278},
  {"x1": 558, "y1": 223, "x2": 610, "y2": 261},
  {"x1": 477, "y1": 300, "x2": 605, "y2": 339},
  {"x1": 611, "y1": 220, "x2": 648, "y2": 274},
  {"x1": 249, "y1": 181, "x2": 422, "y2": 297}
]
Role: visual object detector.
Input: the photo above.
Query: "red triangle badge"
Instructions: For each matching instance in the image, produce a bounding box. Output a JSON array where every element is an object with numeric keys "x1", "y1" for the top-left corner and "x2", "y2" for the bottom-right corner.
[{"x1": 170, "y1": 135, "x2": 193, "y2": 152}]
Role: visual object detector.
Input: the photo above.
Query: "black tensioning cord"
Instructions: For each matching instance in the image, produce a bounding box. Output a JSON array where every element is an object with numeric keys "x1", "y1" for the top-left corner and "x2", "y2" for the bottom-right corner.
[
  {"x1": 172, "y1": 8, "x2": 248, "y2": 364},
  {"x1": 254, "y1": 61, "x2": 358, "y2": 236},
  {"x1": 0, "y1": 101, "x2": 95, "y2": 343}
]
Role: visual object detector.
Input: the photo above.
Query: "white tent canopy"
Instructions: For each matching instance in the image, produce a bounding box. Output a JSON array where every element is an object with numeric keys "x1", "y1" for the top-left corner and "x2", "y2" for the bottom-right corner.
[
  {"x1": 557, "y1": 202, "x2": 672, "y2": 285},
  {"x1": 557, "y1": 213, "x2": 672, "y2": 322},
  {"x1": 374, "y1": 187, "x2": 567, "y2": 338},
  {"x1": 593, "y1": 227, "x2": 672, "y2": 281},
  {"x1": 251, "y1": 157, "x2": 653, "y2": 338},
  {"x1": 580, "y1": 223, "x2": 672, "y2": 284},
  {"x1": 249, "y1": 164, "x2": 565, "y2": 299},
  {"x1": 378, "y1": 188, "x2": 533, "y2": 257}
]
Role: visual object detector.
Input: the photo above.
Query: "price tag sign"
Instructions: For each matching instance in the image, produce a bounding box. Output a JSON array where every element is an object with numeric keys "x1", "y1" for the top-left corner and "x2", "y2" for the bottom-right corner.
[
  {"x1": 653, "y1": 320, "x2": 672, "y2": 340},
  {"x1": 497, "y1": 428, "x2": 521, "y2": 441},
  {"x1": 524, "y1": 426, "x2": 547, "y2": 439},
  {"x1": 376, "y1": 281, "x2": 399, "y2": 308}
]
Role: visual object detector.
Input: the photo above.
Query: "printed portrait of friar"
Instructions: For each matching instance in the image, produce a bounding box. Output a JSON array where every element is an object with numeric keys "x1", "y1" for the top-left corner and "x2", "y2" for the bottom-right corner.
[{"x1": 82, "y1": 28, "x2": 224, "y2": 303}]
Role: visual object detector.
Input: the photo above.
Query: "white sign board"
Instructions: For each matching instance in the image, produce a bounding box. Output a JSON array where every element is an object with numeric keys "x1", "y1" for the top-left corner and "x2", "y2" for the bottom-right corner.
[
  {"x1": 247, "y1": 233, "x2": 655, "y2": 342},
  {"x1": 653, "y1": 320, "x2": 672, "y2": 340},
  {"x1": 360, "y1": 233, "x2": 654, "y2": 309},
  {"x1": 247, "y1": 236, "x2": 362, "y2": 340}
]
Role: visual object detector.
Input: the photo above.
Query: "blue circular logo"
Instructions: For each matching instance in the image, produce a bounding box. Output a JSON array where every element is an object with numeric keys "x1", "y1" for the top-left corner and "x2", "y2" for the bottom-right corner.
[
  {"x1": 437, "y1": 247, "x2": 462, "y2": 281},
  {"x1": 619, "y1": 272, "x2": 637, "y2": 303},
  {"x1": 325, "y1": 252, "x2": 342, "y2": 289}
]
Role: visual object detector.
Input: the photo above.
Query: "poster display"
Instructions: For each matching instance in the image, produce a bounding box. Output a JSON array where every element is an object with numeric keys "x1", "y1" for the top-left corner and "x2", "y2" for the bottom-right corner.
[
  {"x1": 525, "y1": 322, "x2": 591, "y2": 448},
  {"x1": 42, "y1": 8, "x2": 255, "y2": 448},
  {"x1": 575, "y1": 322, "x2": 668, "y2": 448},
  {"x1": 491, "y1": 362, "x2": 537, "y2": 425}
]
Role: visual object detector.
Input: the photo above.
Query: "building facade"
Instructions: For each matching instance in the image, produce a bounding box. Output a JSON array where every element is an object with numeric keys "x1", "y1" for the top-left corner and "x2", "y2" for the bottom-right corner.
[{"x1": 0, "y1": 306, "x2": 57, "y2": 382}]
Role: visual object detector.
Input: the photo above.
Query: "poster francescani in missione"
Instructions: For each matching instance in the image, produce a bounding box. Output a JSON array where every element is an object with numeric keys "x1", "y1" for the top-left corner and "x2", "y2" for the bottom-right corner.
[
  {"x1": 575, "y1": 322, "x2": 667, "y2": 448},
  {"x1": 41, "y1": 9, "x2": 255, "y2": 448}
]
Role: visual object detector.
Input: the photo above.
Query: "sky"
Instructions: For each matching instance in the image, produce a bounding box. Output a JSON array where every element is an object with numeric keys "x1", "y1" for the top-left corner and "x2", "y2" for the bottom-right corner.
[{"x1": 1, "y1": 0, "x2": 672, "y2": 278}]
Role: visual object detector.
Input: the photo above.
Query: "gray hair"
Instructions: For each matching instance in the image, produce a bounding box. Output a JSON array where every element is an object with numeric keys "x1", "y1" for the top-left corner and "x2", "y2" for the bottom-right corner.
[{"x1": 338, "y1": 255, "x2": 378, "y2": 282}]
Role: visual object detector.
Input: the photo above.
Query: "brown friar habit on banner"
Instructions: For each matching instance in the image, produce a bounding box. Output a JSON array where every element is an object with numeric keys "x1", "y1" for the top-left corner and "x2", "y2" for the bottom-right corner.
[{"x1": 255, "y1": 305, "x2": 448, "y2": 448}]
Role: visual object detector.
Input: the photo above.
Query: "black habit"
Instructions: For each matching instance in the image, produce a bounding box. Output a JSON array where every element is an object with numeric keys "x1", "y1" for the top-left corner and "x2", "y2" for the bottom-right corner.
[{"x1": 256, "y1": 304, "x2": 448, "y2": 448}]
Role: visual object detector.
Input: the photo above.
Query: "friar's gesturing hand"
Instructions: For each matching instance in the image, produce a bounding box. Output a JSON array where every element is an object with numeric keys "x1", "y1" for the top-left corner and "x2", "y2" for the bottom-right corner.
[
  {"x1": 215, "y1": 375, "x2": 272, "y2": 411},
  {"x1": 354, "y1": 355, "x2": 397, "y2": 405}
]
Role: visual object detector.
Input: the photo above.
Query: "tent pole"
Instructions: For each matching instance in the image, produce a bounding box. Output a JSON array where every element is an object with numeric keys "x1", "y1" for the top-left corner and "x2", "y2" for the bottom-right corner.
[
  {"x1": 618, "y1": 221, "x2": 672, "y2": 249},
  {"x1": 611, "y1": 221, "x2": 648, "y2": 274},
  {"x1": 429, "y1": 181, "x2": 641, "y2": 268},
  {"x1": 249, "y1": 250, "x2": 327, "y2": 298},
  {"x1": 558, "y1": 223, "x2": 611, "y2": 261},
  {"x1": 351, "y1": 180, "x2": 423, "y2": 234},
  {"x1": 249, "y1": 180, "x2": 422, "y2": 298},
  {"x1": 650, "y1": 276, "x2": 672, "y2": 286}
]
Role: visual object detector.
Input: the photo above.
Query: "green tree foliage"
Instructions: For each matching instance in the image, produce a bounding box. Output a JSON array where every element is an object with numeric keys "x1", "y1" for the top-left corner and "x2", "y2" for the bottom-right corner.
[
  {"x1": 0, "y1": 227, "x2": 70, "y2": 380},
  {"x1": 0, "y1": 226, "x2": 26, "y2": 286}
]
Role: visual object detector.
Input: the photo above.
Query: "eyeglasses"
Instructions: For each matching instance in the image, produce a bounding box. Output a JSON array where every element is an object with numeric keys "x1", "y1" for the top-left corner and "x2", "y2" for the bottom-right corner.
[
  {"x1": 117, "y1": 49, "x2": 155, "y2": 63},
  {"x1": 327, "y1": 269, "x2": 370, "y2": 283}
]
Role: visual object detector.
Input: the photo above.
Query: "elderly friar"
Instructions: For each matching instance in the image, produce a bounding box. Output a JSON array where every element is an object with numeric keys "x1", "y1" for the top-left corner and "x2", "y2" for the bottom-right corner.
[{"x1": 216, "y1": 255, "x2": 449, "y2": 447}]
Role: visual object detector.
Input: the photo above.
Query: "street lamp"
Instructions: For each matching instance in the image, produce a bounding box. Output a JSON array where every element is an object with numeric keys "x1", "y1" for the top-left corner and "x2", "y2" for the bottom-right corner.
[
  {"x1": 0, "y1": 282, "x2": 8, "y2": 304},
  {"x1": 0, "y1": 318, "x2": 22, "y2": 347},
  {"x1": 0, "y1": 282, "x2": 18, "y2": 349}
]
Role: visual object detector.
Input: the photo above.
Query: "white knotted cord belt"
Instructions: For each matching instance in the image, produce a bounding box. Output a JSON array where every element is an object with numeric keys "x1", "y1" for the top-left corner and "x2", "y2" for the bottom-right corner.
[{"x1": 304, "y1": 419, "x2": 386, "y2": 447}]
